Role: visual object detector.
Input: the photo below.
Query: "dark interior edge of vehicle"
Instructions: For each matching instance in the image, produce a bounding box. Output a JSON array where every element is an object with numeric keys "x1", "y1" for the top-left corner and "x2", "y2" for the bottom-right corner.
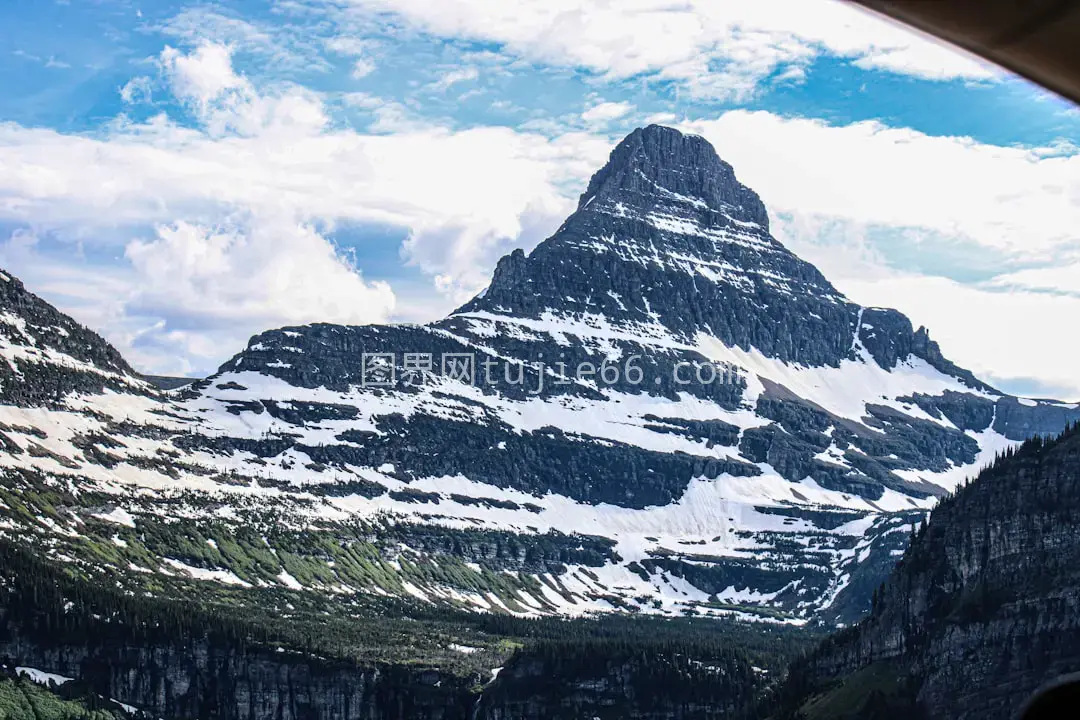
[{"x1": 847, "y1": 0, "x2": 1080, "y2": 106}]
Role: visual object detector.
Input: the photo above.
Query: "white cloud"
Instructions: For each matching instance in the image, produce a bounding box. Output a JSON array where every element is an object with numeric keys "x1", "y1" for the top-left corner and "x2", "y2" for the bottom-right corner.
[
  {"x1": 322, "y1": 36, "x2": 379, "y2": 78},
  {"x1": 1, "y1": 23, "x2": 1072, "y2": 397},
  {"x1": 158, "y1": 41, "x2": 328, "y2": 137},
  {"x1": 352, "y1": 57, "x2": 377, "y2": 78},
  {"x1": 428, "y1": 66, "x2": 480, "y2": 92},
  {"x1": 0, "y1": 43, "x2": 610, "y2": 372},
  {"x1": 581, "y1": 101, "x2": 634, "y2": 125},
  {"x1": 767, "y1": 216, "x2": 1080, "y2": 398},
  {"x1": 325, "y1": 36, "x2": 370, "y2": 56},
  {"x1": 120, "y1": 76, "x2": 154, "y2": 104},
  {"x1": 334, "y1": 0, "x2": 995, "y2": 99},
  {"x1": 124, "y1": 218, "x2": 395, "y2": 327},
  {"x1": 158, "y1": 7, "x2": 330, "y2": 72},
  {"x1": 160, "y1": 42, "x2": 248, "y2": 112},
  {"x1": 643, "y1": 111, "x2": 679, "y2": 125},
  {"x1": 7, "y1": 78, "x2": 1077, "y2": 388},
  {"x1": 987, "y1": 262, "x2": 1080, "y2": 297},
  {"x1": 12, "y1": 51, "x2": 73, "y2": 70},
  {"x1": 12, "y1": 214, "x2": 397, "y2": 377},
  {"x1": 684, "y1": 111, "x2": 1080, "y2": 258},
  {"x1": 851, "y1": 42, "x2": 986, "y2": 80},
  {"x1": 403, "y1": 197, "x2": 573, "y2": 303}
]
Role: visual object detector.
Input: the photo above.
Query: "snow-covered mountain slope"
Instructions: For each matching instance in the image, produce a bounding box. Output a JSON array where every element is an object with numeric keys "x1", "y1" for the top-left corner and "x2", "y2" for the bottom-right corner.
[
  {"x1": 1, "y1": 125, "x2": 1077, "y2": 625},
  {"x1": 0, "y1": 270, "x2": 147, "y2": 406}
]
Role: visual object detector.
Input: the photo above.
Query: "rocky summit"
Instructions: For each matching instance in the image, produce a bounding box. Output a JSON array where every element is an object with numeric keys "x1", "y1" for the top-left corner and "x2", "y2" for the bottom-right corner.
[{"x1": 1, "y1": 125, "x2": 1078, "y2": 635}]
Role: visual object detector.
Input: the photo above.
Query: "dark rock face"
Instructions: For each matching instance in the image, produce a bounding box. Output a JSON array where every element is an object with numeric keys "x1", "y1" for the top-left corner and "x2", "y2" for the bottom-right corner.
[
  {"x1": 0, "y1": 270, "x2": 146, "y2": 406},
  {"x1": 776, "y1": 425, "x2": 1080, "y2": 719},
  {"x1": 181, "y1": 409, "x2": 760, "y2": 508},
  {"x1": 0, "y1": 634, "x2": 770, "y2": 720},
  {"x1": 458, "y1": 125, "x2": 856, "y2": 369},
  {"x1": 904, "y1": 391, "x2": 1080, "y2": 442},
  {"x1": 578, "y1": 124, "x2": 770, "y2": 229},
  {"x1": 142, "y1": 374, "x2": 198, "y2": 390},
  {"x1": 0, "y1": 636, "x2": 476, "y2": 720},
  {"x1": 991, "y1": 396, "x2": 1080, "y2": 440},
  {"x1": 455, "y1": 126, "x2": 988, "y2": 386},
  {"x1": 478, "y1": 650, "x2": 760, "y2": 720},
  {"x1": 858, "y1": 309, "x2": 988, "y2": 389}
]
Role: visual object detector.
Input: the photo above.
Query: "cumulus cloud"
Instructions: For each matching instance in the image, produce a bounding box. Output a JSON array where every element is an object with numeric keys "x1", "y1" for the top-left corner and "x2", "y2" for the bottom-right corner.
[
  {"x1": 160, "y1": 42, "x2": 249, "y2": 112},
  {"x1": 120, "y1": 76, "x2": 154, "y2": 104},
  {"x1": 403, "y1": 198, "x2": 574, "y2": 303},
  {"x1": 5, "y1": 78, "x2": 1077, "y2": 386},
  {"x1": 428, "y1": 66, "x2": 480, "y2": 92},
  {"x1": 334, "y1": 0, "x2": 995, "y2": 99},
  {"x1": 351, "y1": 57, "x2": 377, "y2": 78},
  {"x1": 581, "y1": 101, "x2": 634, "y2": 125},
  {"x1": 0, "y1": 43, "x2": 611, "y2": 372},
  {"x1": 125, "y1": 218, "x2": 395, "y2": 329},
  {"x1": 159, "y1": 41, "x2": 329, "y2": 137},
  {"x1": 685, "y1": 111, "x2": 1080, "y2": 258}
]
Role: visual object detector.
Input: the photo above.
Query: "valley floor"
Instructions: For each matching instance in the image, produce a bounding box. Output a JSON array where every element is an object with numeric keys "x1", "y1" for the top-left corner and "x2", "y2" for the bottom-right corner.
[{"x1": 0, "y1": 539, "x2": 817, "y2": 719}]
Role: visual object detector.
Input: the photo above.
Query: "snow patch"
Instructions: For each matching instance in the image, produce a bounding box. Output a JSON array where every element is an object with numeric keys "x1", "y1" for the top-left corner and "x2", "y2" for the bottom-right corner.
[
  {"x1": 16, "y1": 667, "x2": 72, "y2": 687},
  {"x1": 93, "y1": 507, "x2": 136, "y2": 528}
]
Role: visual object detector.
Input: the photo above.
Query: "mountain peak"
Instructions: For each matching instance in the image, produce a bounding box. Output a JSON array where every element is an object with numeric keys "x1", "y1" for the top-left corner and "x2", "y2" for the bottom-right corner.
[
  {"x1": 460, "y1": 125, "x2": 848, "y2": 364},
  {"x1": 576, "y1": 125, "x2": 770, "y2": 230}
]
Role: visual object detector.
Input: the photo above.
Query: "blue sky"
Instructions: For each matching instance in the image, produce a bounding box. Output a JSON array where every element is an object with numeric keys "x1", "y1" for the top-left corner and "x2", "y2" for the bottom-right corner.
[{"x1": 1, "y1": 0, "x2": 1078, "y2": 399}]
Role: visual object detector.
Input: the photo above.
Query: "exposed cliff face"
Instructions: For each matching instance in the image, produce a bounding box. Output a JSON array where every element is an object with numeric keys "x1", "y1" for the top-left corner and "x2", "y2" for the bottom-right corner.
[
  {"x1": 2, "y1": 637, "x2": 772, "y2": 720},
  {"x1": 478, "y1": 650, "x2": 760, "y2": 720},
  {"x1": 456, "y1": 125, "x2": 845, "y2": 368},
  {"x1": 775, "y1": 424, "x2": 1080, "y2": 719},
  {"x1": 1, "y1": 637, "x2": 476, "y2": 720}
]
